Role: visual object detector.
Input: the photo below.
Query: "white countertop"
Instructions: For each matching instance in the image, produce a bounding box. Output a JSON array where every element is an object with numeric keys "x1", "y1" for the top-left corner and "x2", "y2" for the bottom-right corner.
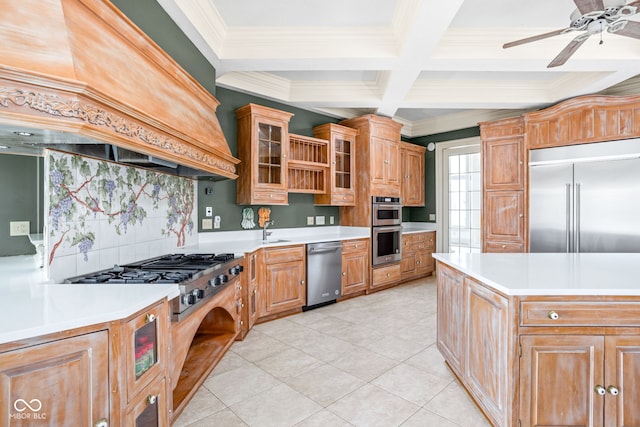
[
  {"x1": 433, "y1": 252, "x2": 640, "y2": 296},
  {"x1": 0, "y1": 256, "x2": 179, "y2": 345},
  {"x1": 402, "y1": 222, "x2": 436, "y2": 234},
  {"x1": 0, "y1": 226, "x2": 373, "y2": 346}
]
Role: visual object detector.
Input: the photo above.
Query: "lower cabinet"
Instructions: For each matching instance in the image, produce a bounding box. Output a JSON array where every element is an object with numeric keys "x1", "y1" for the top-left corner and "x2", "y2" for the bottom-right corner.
[
  {"x1": 341, "y1": 238, "x2": 369, "y2": 296},
  {"x1": 370, "y1": 262, "x2": 401, "y2": 291},
  {"x1": 124, "y1": 377, "x2": 169, "y2": 427},
  {"x1": 262, "y1": 245, "x2": 306, "y2": 316},
  {"x1": 401, "y1": 231, "x2": 435, "y2": 282},
  {"x1": 520, "y1": 335, "x2": 640, "y2": 427},
  {"x1": 245, "y1": 250, "x2": 260, "y2": 330},
  {"x1": 0, "y1": 330, "x2": 110, "y2": 427}
]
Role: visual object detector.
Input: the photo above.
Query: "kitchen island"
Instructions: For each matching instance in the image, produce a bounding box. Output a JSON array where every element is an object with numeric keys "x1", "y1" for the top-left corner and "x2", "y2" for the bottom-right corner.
[{"x1": 433, "y1": 253, "x2": 640, "y2": 427}]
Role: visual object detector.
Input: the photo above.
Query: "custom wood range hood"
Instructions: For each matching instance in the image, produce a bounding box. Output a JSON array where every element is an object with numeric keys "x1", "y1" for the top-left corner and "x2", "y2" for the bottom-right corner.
[{"x1": 0, "y1": 0, "x2": 239, "y2": 179}]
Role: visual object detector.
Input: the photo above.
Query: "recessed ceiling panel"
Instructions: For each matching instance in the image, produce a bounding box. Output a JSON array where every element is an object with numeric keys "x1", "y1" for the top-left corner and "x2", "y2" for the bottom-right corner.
[
  {"x1": 212, "y1": 0, "x2": 397, "y2": 27},
  {"x1": 417, "y1": 71, "x2": 565, "y2": 81},
  {"x1": 269, "y1": 70, "x2": 378, "y2": 81},
  {"x1": 450, "y1": 0, "x2": 576, "y2": 28}
]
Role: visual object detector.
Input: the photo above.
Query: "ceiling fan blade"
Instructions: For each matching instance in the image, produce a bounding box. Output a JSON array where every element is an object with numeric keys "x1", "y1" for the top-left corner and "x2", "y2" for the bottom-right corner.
[
  {"x1": 574, "y1": 0, "x2": 605, "y2": 14},
  {"x1": 610, "y1": 20, "x2": 640, "y2": 38},
  {"x1": 548, "y1": 36, "x2": 589, "y2": 67},
  {"x1": 503, "y1": 28, "x2": 570, "y2": 49}
]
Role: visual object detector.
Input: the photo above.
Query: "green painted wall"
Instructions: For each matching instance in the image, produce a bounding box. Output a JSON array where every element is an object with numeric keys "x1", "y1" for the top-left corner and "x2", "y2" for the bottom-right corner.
[
  {"x1": 110, "y1": 0, "x2": 217, "y2": 96},
  {"x1": 0, "y1": 155, "x2": 43, "y2": 256},
  {"x1": 404, "y1": 127, "x2": 480, "y2": 223},
  {"x1": 197, "y1": 87, "x2": 341, "y2": 232}
]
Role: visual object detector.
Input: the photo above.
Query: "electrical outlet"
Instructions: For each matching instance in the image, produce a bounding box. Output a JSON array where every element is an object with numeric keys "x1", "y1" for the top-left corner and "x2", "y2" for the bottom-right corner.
[
  {"x1": 202, "y1": 218, "x2": 213, "y2": 230},
  {"x1": 205, "y1": 207, "x2": 213, "y2": 217},
  {"x1": 315, "y1": 215, "x2": 325, "y2": 225},
  {"x1": 9, "y1": 221, "x2": 30, "y2": 236},
  {"x1": 429, "y1": 213, "x2": 436, "y2": 221},
  {"x1": 214, "y1": 215, "x2": 221, "y2": 229},
  {"x1": 329, "y1": 216, "x2": 334, "y2": 225},
  {"x1": 307, "y1": 216, "x2": 314, "y2": 225}
]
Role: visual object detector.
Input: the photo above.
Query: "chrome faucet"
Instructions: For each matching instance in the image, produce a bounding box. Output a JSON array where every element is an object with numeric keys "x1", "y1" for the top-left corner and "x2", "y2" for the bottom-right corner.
[{"x1": 262, "y1": 220, "x2": 274, "y2": 241}]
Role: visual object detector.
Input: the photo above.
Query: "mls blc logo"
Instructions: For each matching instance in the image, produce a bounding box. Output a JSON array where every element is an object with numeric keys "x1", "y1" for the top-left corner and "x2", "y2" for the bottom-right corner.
[{"x1": 11, "y1": 398, "x2": 46, "y2": 420}]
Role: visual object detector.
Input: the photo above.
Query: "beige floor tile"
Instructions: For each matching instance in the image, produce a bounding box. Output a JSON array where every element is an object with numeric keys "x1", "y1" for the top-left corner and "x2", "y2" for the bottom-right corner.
[
  {"x1": 298, "y1": 314, "x2": 355, "y2": 334},
  {"x1": 424, "y1": 381, "x2": 492, "y2": 427},
  {"x1": 230, "y1": 330, "x2": 291, "y2": 363},
  {"x1": 294, "y1": 409, "x2": 353, "y2": 426},
  {"x1": 255, "y1": 347, "x2": 324, "y2": 380},
  {"x1": 328, "y1": 346, "x2": 397, "y2": 381},
  {"x1": 327, "y1": 383, "x2": 420, "y2": 427},
  {"x1": 230, "y1": 383, "x2": 322, "y2": 427},
  {"x1": 364, "y1": 334, "x2": 428, "y2": 362},
  {"x1": 172, "y1": 386, "x2": 226, "y2": 427},
  {"x1": 183, "y1": 408, "x2": 248, "y2": 426},
  {"x1": 284, "y1": 363, "x2": 364, "y2": 406},
  {"x1": 293, "y1": 332, "x2": 359, "y2": 363},
  {"x1": 371, "y1": 363, "x2": 452, "y2": 406},
  {"x1": 404, "y1": 343, "x2": 455, "y2": 380},
  {"x1": 208, "y1": 350, "x2": 253, "y2": 378},
  {"x1": 203, "y1": 364, "x2": 282, "y2": 406},
  {"x1": 400, "y1": 408, "x2": 460, "y2": 427},
  {"x1": 331, "y1": 323, "x2": 386, "y2": 347}
]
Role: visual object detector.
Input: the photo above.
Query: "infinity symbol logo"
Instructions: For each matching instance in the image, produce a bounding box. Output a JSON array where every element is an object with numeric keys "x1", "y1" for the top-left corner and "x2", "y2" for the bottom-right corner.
[{"x1": 14, "y1": 399, "x2": 42, "y2": 412}]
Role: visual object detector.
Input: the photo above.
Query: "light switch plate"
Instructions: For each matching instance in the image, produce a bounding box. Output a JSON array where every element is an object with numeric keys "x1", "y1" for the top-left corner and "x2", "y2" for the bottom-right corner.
[
  {"x1": 429, "y1": 213, "x2": 436, "y2": 221},
  {"x1": 329, "y1": 216, "x2": 334, "y2": 225},
  {"x1": 307, "y1": 216, "x2": 314, "y2": 225},
  {"x1": 205, "y1": 207, "x2": 213, "y2": 217},
  {"x1": 202, "y1": 218, "x2": 213, "y2": 230},
  {"x1": 214, "y1": 216, "x2": 221, "y2": 229},
  {"x1": 315, "y1": 215, "x2": 325, "y2": 225}
]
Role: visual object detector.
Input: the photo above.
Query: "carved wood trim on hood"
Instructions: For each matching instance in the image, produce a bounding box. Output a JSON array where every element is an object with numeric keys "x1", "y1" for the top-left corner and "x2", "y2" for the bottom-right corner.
[{"x1": 0, "y1": 0, "x2": 239, "y2": 179}]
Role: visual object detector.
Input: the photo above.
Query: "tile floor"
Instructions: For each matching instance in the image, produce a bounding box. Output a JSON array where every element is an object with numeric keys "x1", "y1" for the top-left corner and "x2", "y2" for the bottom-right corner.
[{"x1": 173, "y1": 276, "x2": 491, "y2": 427}]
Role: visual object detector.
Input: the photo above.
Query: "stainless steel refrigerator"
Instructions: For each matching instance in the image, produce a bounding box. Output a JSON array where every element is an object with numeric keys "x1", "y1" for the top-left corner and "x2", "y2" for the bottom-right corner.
[{"x1": 529, "y1": 138, "x2": 640, "y2": 253}]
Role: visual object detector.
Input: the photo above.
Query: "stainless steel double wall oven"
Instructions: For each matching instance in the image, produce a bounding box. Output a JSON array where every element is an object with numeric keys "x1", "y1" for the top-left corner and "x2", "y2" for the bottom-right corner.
[{"x1": 371, "y1": 196, "x2": 402, "y2": 265}]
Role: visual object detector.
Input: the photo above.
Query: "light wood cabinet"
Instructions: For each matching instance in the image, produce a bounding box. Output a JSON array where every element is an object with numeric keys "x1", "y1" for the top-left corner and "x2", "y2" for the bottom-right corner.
[
  {"x1": 341, "y1": 238, "x2": 369, "y2": 296},
  {"x1": 401, "y1": 231, "x2": 435, "y2": 282},
  {"x1": 262, "y1": 245, "x2": 306, "y2": 316},
  {"x1": 400, "y1": 142, "x2": 426, "y2": 207},
  {"x1": 339, "y1": 115, "x2": 403, "y2": 227},
  {"x1": 124, "y1": 376, "x2": 169, "y2": 427},
  {"x1": 246, "y1": 250, "x2": 260, "y2": 330},
  {"x1": 236, "y1": 103, "x2": 294, "y2": 205},
  {"x1": 436, "y1": 259, "x2": 640, "y2": 427},
  {"x1": 0, "y1": 330, "x2": 109, "y2": 427},
  {"x1": 313, "y1": 123, "x2": 358, "y2": 206},
  {"x1": 480, "y1": 117, "x2": 527, "y2": 253},
  {"x1": 287, "y1": 133, "x2": 330, "y2": 194},
  {"x1": 371, "y1": 263, "x2": 401, "y2": 290}
]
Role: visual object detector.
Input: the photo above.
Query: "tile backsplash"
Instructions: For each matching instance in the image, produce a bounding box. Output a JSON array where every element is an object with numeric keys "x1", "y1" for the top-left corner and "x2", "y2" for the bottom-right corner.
[{"x1": 45, "y1": 150, "x2": 197, "y2": 281}]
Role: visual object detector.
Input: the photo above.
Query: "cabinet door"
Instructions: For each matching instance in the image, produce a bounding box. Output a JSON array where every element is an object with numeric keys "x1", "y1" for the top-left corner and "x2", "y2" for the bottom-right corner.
[
  {"x1": 124, "y1": 377, "x2": 169, "y2": 427},
  {"x1": 370, "y1": 137, "x2": 388, "y2": 186},
  {"x1": 464, "y1": 278, "x2": 510, "y2": 426},
  {"x1": 483, "y1": 191, "x2": 525, "y2": 250},
  {"x1": 386, "y1": 139, "x2": 401, "y2": 188},
  {"x1": 436, "y1": 262, "x2": 465, "y2": 377},
  {"x1": 401, "y1": 146, "x2": 425, "y2": 207},
  {"x1": 247, "y1": 251, "x2": 260, "y2": 329},
  {"x1": 265, "y1": 260, "x2": 305, "y2": 314},
  {"x1": 0, "y1": 331, "x2": 109, "y2": 427},
  {"x1": 342, "y1": 250, "x2": 368, "y2": 295},
  {"x1": 520, "y1": 335, "x2": 604, "y2": 427},
  {"x1": 604, "y1": 336, "x2": 640, "y2": 427},
  {"x1": 483, "y1": 137, "x2": 524, "y2": 190}
]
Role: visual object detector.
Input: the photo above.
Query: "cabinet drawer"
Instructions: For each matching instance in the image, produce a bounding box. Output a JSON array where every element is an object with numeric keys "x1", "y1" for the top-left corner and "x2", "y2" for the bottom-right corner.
[
  {"x1": 342, "y1": 238, "x2": 368, "y2": 254},
  {"x1": 372, "y1": 263, "x2": 401, "y2": 287},
  {"x1": 424, "y1": 232, "x2": 436, "y2": 250},
  {"x1": 333, "y1": 193, "x2": 355, "y2": 205},
  {"x1": 265, "y1": 245, "x2": 305, "y2": 263},
  {"x1": 252, "y1": 190, "x2": 288, "y2": 204},
  {"x1": 521, "y1": 301, "x2": 640, "y2": 326},
  {"x1": 484, "y1": 241, "x2": 524, "y2": 253}
]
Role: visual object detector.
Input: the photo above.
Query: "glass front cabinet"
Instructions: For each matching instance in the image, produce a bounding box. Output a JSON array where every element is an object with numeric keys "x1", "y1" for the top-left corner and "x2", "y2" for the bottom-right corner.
[
  {"x1": 121, "y1": 301, "x2": 169, "y2": 426},
  {"x1": 313, "y1": 123, "x2": 358, "y2": 206},
  {"x1": 236, "y1": 103, "x2": 294, "y2": 205}
]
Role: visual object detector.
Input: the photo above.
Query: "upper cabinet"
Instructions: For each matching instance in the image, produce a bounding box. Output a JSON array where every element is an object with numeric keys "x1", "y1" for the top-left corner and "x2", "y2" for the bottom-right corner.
[
  {"x1": 400, "y1": 142, "x2": 426, "y2": 207},
  {"x1": 236, "y1": 104, "x2": 294, "y2": 205},
  {"x1": 313, "y1": 123, "x2": 358, "y2": 206}
]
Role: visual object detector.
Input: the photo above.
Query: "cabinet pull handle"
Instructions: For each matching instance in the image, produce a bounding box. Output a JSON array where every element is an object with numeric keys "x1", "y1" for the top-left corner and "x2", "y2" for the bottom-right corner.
[
  {"x1": 548, "y1": 311, "x2": 559, "y2": 320},
  {"x1": 342, "y1": 272, "x2": 346, "y2": 276},
  {"x1": 300, "y1": 280, "x2": 305, "y2": 285},
  {"x1": 94, "y1": 418, "x2": 109, "y2": 427},
  {"x1": 594, "y1": 385, "x2": 606, "y2": 395},
  {"x1": 145, "y1": 313, "x2": 156, "y2": 323},
  {"x1": 146, "y1": 394, "x2": 157, "y2": 405},
  {"x1": 607, "y1": 385, "x2": 619, "y2": 395}
]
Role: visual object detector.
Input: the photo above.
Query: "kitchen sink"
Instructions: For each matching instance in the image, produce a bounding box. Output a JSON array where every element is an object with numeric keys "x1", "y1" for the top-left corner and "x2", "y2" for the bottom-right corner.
[{"x1": 263, "y1": 239, "x2": 290, "y2": 243}]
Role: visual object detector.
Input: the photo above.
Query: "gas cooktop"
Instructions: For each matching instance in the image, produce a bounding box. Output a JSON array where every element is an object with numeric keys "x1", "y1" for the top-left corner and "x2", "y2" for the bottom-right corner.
[{"x1": 64, "y1": 253, "x2": 236, "y2": 284}]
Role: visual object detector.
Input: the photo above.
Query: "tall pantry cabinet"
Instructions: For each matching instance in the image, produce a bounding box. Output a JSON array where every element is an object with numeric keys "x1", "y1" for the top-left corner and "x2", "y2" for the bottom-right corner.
[{"x1": 480, "y1": 117, "x2": 527, "y2": 252}]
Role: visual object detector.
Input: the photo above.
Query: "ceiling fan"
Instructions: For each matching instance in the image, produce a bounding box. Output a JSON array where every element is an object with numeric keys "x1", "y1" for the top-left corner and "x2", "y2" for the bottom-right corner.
[{"x1": 503, "y1": 0, "x2": 640, "y2": 67}]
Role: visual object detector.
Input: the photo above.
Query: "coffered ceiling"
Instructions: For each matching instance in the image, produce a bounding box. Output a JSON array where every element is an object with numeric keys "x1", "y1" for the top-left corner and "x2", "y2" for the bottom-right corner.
[{"x1": 157, "y1": 0, "x2": 640, "y2": 137}]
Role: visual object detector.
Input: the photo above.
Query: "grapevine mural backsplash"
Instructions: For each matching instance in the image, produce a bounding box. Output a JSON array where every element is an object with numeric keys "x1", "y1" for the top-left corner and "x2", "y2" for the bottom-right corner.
[{"x1": 45, "y1": 150, "x2": 197, "y2": 281}]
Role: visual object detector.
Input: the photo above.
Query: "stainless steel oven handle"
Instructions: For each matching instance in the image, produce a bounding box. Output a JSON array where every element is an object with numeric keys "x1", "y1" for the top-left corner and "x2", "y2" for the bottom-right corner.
[{"x1": 373, "y1": 225, "x2": 402, "y2": 232}]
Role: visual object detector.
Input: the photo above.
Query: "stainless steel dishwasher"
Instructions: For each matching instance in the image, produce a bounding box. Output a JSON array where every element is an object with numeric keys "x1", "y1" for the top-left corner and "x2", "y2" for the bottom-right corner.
[{"x1": 305, "y1": 241, "x2": 342, "y2": 310}]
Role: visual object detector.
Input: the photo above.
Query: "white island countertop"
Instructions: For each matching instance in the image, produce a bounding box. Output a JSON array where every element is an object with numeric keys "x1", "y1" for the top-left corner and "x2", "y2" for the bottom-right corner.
[{"x1": 433, "y1": 252, "x2": 640, "y2": 296}]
